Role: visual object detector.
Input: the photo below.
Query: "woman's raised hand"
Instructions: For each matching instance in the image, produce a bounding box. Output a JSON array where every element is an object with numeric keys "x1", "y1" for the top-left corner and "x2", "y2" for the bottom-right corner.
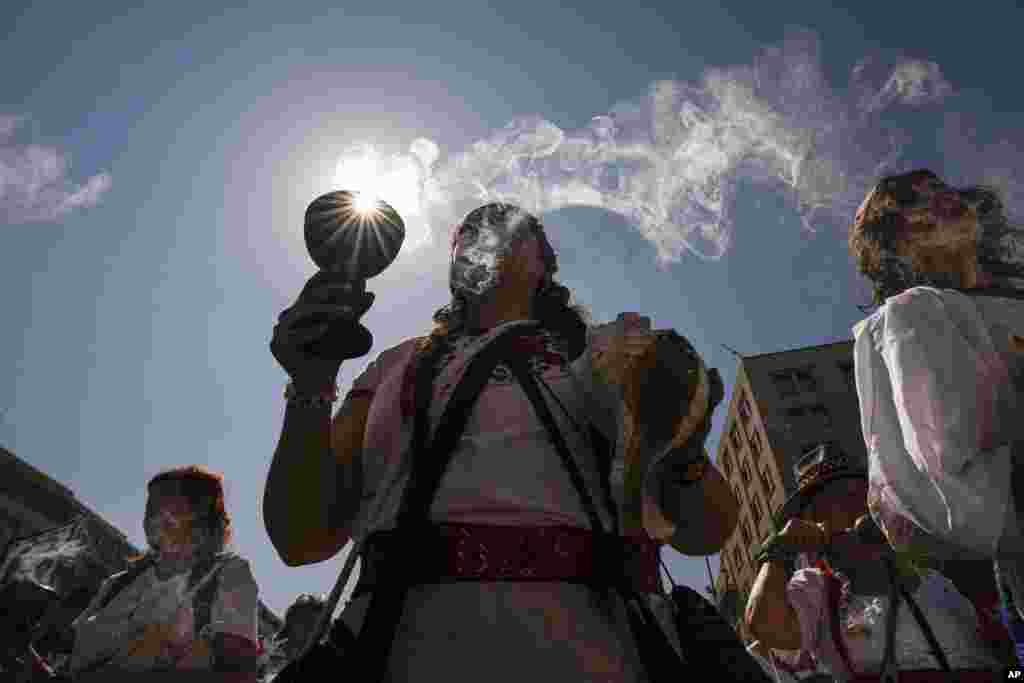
[{"x1": 271, "y1": 271, "x2": 376, "y2": 388}]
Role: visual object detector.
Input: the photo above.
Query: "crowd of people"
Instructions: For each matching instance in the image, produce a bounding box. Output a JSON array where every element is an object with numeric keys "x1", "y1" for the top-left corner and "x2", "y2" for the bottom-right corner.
[{"x1": 4, "y1": 168, "x2": 1024, "y2": 681}]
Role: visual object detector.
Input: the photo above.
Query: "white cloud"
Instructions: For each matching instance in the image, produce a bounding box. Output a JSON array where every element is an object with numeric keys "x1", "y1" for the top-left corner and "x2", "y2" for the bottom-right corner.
[{"x1": 1, "y1": 116, "x2": 112, "y2": 224}]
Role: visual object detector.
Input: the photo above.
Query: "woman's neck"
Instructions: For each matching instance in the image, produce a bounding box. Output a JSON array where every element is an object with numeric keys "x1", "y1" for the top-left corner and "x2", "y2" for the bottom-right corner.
[{"x1": 466, "y1": 289, "x2": 534, "y2": 331}]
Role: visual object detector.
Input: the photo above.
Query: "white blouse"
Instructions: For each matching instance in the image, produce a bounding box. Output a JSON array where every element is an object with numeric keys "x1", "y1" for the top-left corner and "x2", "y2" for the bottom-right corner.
[
  {"x1": 69, "y1": 554, "x2": 258, "y2": 674},
  {"x1": 852, "y1": 286, "x2": 1024, "y2": 557}
]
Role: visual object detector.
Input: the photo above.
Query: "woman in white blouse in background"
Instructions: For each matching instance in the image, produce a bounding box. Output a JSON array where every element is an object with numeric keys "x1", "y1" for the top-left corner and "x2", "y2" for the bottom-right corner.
[{"x1": 848, "y1": 169, "x2": 1024, "y2": 664}]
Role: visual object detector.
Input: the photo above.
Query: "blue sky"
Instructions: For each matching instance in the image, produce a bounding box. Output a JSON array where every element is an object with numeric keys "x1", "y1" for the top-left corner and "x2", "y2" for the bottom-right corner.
[{"x1": 3, "y1": 0, "x2": 1024, "y2": 617}]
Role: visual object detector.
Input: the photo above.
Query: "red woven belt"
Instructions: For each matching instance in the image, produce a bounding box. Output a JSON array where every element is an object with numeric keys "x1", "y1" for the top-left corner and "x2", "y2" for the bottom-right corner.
[
  {"x1": 355, "y1": 523, "x2": 661, "y2": 596},
  {"x1": 849, "y1": 670, "x2": 1000, "y2": 682}
]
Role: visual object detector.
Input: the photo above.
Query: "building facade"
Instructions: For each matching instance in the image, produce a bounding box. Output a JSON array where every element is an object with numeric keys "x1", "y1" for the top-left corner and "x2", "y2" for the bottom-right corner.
[
  {"x1": 0, "y1": 446, "x2": 282, "y2": 638},
  {"x1": 712, "y1": 340, "x2": 868, "y2": 616}
]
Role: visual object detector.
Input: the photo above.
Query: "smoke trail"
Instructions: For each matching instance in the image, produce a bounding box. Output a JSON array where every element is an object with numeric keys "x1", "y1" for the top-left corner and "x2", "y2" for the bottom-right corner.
[
  {"x1": 0, "y1": 115, "x2": 112, "y2": 224},
  {"x1": 0, "y1": 518, "x2": 110, "y2": 594},
  {"x1": 344, "y1": 28, "x2": 971, "y2": 265}
]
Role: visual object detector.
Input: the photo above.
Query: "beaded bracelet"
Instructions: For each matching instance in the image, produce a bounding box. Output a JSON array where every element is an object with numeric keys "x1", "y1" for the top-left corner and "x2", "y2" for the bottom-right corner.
[{"x1": 284, "y1": 381, "x2": 339, "y2": 409}]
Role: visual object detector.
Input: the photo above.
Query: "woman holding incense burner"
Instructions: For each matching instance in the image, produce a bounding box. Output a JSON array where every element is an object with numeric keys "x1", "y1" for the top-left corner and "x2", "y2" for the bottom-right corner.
[
  {"x1": 265, "y1": 202, "x2": 739, "y2": 681},
  {"x1": 849, "y1": 168, "x2": 1024, "y2": 663}
]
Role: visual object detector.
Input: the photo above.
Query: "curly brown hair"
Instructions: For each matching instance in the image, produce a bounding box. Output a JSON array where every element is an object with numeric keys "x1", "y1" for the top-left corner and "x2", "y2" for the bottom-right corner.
[
  {"x1": 146, "y1": 464, "x2": 232, "y2": 552},
  {"x1": 848, "y1": 170, "x2": 1014, "y2": 304}
]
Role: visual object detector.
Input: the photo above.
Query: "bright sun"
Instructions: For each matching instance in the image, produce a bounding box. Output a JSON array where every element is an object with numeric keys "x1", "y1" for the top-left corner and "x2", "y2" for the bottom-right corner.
[
  {"x1": 333, "y1": 143, "x2": 429, "y2": 248},
  {"x1": 352, "y1": 190, "x2": 380, "y2": 214}
]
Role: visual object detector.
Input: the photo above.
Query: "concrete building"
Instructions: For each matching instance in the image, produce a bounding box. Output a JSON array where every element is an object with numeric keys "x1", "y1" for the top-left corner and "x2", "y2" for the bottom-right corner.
[
  {"x1": 713, "y1": 340, "x2": 862, "y2": 609},
  {"x1": 0, "y1": 446, "x2": 282, "y2": 638}
]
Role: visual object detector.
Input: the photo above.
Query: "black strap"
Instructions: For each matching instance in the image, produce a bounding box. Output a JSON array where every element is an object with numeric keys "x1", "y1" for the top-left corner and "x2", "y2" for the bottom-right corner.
[
  {"x1": 533, "y1": 370, "x2": 621, "y2": 533},
  {"x1": 94, "y1": 557, "x2": 155, "y2": 613},
  {"x1": 899, "y1": 581, "x2": 952, "y2": 672},
  {"x1": 505, "y1": 356, "x2": 607, "y2": 534},
  {"x1": 505, "y1": 355, "x2": 689, "y2": 681},
  {"x1": 397, "y1": 328, "x2": 535, "y2": 524},
  {"x1": 880, "y1": 560, "x2": 901, "y2": 683},
  {"x1": 354, "y1": 326, "x2": 534, "y2": 681}
]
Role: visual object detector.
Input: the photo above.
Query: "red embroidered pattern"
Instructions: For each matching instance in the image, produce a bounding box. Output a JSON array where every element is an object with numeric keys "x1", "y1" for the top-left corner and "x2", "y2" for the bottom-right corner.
[{"x1": 363, "y1": 524, "x2": 660, "y2": 594}]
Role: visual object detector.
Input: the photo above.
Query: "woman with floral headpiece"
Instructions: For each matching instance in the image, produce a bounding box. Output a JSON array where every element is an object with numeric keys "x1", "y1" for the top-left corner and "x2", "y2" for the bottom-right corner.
[
  {"x1": 848, "y1": 169, "x2": 1024, "y2": 664},
  {"x1": 264, "y1": 202, "x2": 740, "y2": 682}
]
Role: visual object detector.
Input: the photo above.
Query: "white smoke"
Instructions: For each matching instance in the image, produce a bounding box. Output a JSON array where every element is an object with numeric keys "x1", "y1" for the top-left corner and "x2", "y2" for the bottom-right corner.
[
  {"x1": 0, "y1": 115, "x2": 112, "y2": 224},
  {"x1": 339, "y1": 28, "x2": 964, "y2": 265}
]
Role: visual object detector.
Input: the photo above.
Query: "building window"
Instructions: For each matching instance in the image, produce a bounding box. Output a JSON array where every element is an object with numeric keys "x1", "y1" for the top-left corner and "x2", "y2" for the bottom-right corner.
[
  {"x1": 733, "y1": 545, "x2": 745, "y2": 572},
  {"x1": 739, "y1": 457, "x2": 752, "y2": 486},
  {"x1": 771, "y1": 371, "x2": 798, "y2": 398},
  {"x1": 795, "y1": 369, "x2": 817, "y2": 393},
  {"x1": 730, "y1": 423, "x2": 743, "y2": 452},
  {"x1": 771, "y1": 367, "x2": 817, "y2": 397},
  {"x1": 738, "y1": 392, "x2": 752, "y2": 425},
  {"x1": 749, "y1": 429, "x2": 763, "y2": 460},
  {"x1": 787, "y1": 403, "x2": 831, "y2": 429},
  {"x1": 810, "y1": 403, "x2": 831, "y2": 428},
  {"x1": 720, "y1": 448, "x2": 733, "y2": 479},
  {"x1": 750, "y1": 492, "x2": 763, "y2": 526},
  {"x1": 838, "y1": 360, "x2": 856, "y2": 392},
  {"x1": 760, "y1": 466, "x2": 776, "y2": 499}
]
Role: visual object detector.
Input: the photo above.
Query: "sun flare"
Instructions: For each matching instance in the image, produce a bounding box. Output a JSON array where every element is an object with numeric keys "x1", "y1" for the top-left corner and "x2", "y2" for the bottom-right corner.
[
  {"x1": 352, "y1": 190, "x2": 380, "y2": 214},
  {"x1": 333, "y1": 143, "x2": 429, "y2": 249}
]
